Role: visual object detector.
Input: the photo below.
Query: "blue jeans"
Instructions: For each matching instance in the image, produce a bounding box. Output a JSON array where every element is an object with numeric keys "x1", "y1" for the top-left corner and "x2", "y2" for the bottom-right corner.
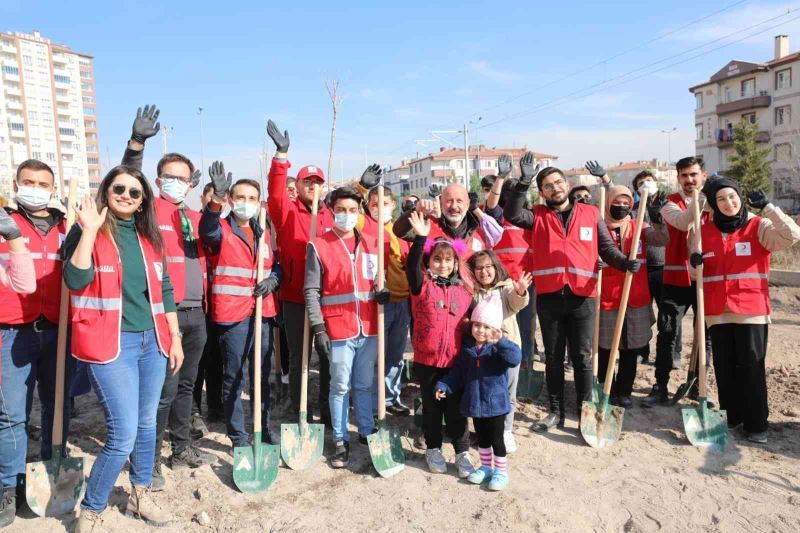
[
  {"x1": 329, "y1": 334, "x2": 377, "y2": 442},
  {"x1": 374, "y1": 301, "x2": 410, "y2": 409},
  {"x1": 0, "y1": 324, "x2": 71, "y2": 489},
  {"x1": 517, "y1": 285, "x2": 537, "y2": 365},
  {"x1": 217, "y1": 317, "x2": 274, "y2": 446},
  {"x1": 81, "y1": 330, "x2": 166, "y2": 512}
]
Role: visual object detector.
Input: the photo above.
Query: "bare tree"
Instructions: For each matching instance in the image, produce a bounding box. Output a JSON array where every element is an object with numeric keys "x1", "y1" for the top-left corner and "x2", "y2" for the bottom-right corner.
[{"x1": 326, "y1": 79, "x2": 343, "y2": 182}]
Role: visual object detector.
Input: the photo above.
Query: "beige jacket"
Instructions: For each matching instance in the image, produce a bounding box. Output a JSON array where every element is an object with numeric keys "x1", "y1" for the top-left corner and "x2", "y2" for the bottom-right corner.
[{"x1": 473, "y1": 278, "x2": 529, "y2": 348}]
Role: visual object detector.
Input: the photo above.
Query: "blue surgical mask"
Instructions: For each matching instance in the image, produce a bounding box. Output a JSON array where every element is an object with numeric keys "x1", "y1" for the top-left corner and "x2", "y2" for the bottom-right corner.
[
  {"x1": 15, "y1": 185, "x2": 52, "y2": 211},
  {"x1": 159, "y1": 178, "x2": 189, "y2": 204},
  {"x1": 232, "y1": 201, "x2": 258, "y2": 221},
  {"x1": 334, "y1": 212, "x2": 359, "y2": 232}
]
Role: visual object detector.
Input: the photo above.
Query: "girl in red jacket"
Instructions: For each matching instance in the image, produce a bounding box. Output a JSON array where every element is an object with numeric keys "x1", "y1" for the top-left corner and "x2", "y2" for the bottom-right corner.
[{"x1": 406, "y1": 210, "x2": 475, "y2": 478}]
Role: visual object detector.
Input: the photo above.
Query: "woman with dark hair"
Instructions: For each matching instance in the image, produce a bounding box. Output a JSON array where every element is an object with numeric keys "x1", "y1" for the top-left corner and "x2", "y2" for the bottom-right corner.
[{"x1": 63, "y1": 165, "x2": 183, "y2": 530}]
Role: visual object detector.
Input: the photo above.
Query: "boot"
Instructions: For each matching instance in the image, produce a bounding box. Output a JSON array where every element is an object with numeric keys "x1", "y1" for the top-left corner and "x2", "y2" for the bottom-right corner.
[
  {"x1": 0, "y1": 488, "x2": 16, "y2": 528},
  {"x1": 74, "y1": 509, "x2": 103, "y2": 533},
  {"x1": 126, "y1": 484, "x2": 172, "y2": 527},
  {"x1": 151, "y1": 455, "x2": 165, "y2": 492},
  {"x1": 641, "y1": 384, "x2": 670, "y2": 408},
  {"x1": 532, "y1": 412, "x2": 565, "y2": 433}
]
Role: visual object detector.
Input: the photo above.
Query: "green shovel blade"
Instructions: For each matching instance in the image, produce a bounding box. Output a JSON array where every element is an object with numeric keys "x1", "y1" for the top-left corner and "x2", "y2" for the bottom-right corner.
[
  {"x1": 682, "y1": 397, "x2": 728, "y2": 451},
  {"x1": 368, "y1": 423, "x2": 405, "y2": 478},
  {"x1": 580, "y1": 394, "x2": 625, "y2": 449},
  {"x1": 233, "y1": 433, "x2": 280, "y2": 494},
  {"x1": 25, "y1": 445, "x2": 85, "y2": 517},
  {"x1": 590, "y1": 377, "x2": 602, "y2": 403},
  {"x1": 517, "y1": 367, "x2": 544, "y2": 400},
  {"x1": 281, "y1": 415, "x2": 324, "y2": 471}
]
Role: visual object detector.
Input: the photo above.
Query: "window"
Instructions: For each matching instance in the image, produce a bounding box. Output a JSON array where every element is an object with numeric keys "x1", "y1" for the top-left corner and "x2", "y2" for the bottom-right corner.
[
  {"x1": 695, "y1": 92, "x2": 703, "y2": 109},
  {"x1": 31, "y1": 151, "x2": 41, "y2": 160},
  {"x1": 83, "y1": 107, "x2": 94, "y2": 116},
  {"x1": 85, "y1": 120, "x2": 96, "y2": 129},
  {"x1": 742, "y1": 112, "x2": 756, "y2": 124},
  {"x1": 54, "y1": 74, "x2": 70, "y2": 84},
  {"x1": 87, "y1": 157, "x2": 99, "y2": 165},
  {"x1": 776, "y1": 143, "x2": 792, "y2": 162},
  {"x1": 80, "y1": 70, "x2": 91, "y2": 79},
  {"x1": 696, "y1": 123, "x2": 704, "y2": 140},
  {"x1": 10, "y1": 123, "x2": 24, "y2": 132},
  {"x1": 37, "y1": 57, "x2": 46, "y2": 68},
  {"x1": 59, "y1": 127, "x2": 75, "y2": 136},
  {"x1": 28, "y1": 110, "x2": 37, "y2": 121},
  {"x1": 46, "y1": 152, "x2": 55, "y2": 161},
  {"x1": 81, "y1": 82, "x2": 91, "y2": 91},
  {"x1": 87, "y1": 144, "x2": 97, "y2": 152},
  {"x1": 776, "y1": 68, "x2": 792, "y2": 90},
  {"x1": 22, "y1": 55, "x2": 32, "y2": 66},
  {"x1": 776, "y1": 105, "x2": 791, "y2": 125},
  {"x1": 723, "y1": 86, "x2": 732, "y2": 103},
  {"x1": 741, "y1": 78, "x2": 755, "y2": 98},
  {"x1": 82, "y1": 95, "x2": 93, "y2": 104},
  {"x1": 1, "y1": 65, "x2": 19, "y2": 75}
]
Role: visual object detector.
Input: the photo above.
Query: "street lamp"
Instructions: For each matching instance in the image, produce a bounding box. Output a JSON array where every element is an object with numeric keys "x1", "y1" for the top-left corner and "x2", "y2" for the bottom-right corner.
[
  {"x1": 661, "y1": 127, "x2": 677, "y2": 165},
  {"x1": 198, "y1": 106, "x2": 205, "y2": 173}
]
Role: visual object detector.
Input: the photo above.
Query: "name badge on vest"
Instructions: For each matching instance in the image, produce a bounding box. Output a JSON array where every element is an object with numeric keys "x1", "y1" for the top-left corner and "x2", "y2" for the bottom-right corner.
[
  {"x1": 362, "y1": 253, "x2": 378, "y2": 280},
  {"x1": 580, "y1": 227, "x2": 593, "y2": 241},
  {"x1": 735, "y1": 242, "x2": 752, "y2": 256},
  {"x1": 159, "y1": 224, "x2": 175, "y2": 232},
  {"x1": 153, "y1": 261, "x2": 164, "y2": 281},
  {"x1": 471, "y1": 238, "x2": 483, "y2": 252}
]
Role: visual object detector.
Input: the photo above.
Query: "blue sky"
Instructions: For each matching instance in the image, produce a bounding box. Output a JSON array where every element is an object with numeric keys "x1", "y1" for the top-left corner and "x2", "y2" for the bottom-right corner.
[{"x1": 4, "y1": 0, "x2": 800, "y2": 188}]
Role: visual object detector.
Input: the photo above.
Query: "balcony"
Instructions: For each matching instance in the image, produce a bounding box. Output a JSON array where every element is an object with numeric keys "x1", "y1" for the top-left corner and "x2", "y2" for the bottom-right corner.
[
  {"x1": 716, "y1": 127, "x2": 770, "y2": 148},
  {"x1": 6, "y1": 99, "x2": 22, "y2": 111},
  {"x1": 716, "y1": 93, "x2": 771, "y2": 115}
]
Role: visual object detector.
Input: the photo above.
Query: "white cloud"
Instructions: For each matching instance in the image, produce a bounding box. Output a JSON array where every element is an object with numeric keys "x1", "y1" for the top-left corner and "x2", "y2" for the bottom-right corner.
[{"x1": 468, "y1": 61, "x2": 521, "y2": 84}]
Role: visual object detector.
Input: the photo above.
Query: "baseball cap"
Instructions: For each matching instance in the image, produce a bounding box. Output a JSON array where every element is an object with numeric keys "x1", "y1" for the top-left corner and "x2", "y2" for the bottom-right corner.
[{"x1": 297, "y1": 165, "x2": 325, "y2": 183}]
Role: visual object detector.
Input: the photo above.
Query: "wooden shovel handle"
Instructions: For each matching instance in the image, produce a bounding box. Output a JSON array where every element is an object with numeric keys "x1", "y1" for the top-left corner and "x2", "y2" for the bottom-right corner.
[
  {"x1": 692, "y1": 189, "x2": 708, "y2": 397},
  {"x1": 592, "y1": 185, "x2": 606, "y2": 380},
  {"x1": 376, "y1": 183, "x2": 386, "y2": 422},
  {"x1": 253, "y1": 207, "x2": 267, "y2": 434},
  {"x1": 299, "y1": 186, "x2": 322, "y2": 416}
]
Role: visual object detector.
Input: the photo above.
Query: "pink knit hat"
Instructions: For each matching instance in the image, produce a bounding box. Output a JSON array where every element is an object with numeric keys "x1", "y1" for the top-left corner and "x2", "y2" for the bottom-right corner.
[{"x1": 471, "y1": 292, "x2": 503, "y2": 330}]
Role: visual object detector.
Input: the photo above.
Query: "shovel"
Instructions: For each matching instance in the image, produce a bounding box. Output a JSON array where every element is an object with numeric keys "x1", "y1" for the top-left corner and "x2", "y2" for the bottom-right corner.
[
  {"x1": 26, "y1": 180, "x2": 85, "y2": 517},
  {"x1": 281, "y1": 187, "x2": 324, "y2": 470},
  {"x1": 233, "y1": 207, "x2": 280, "y2": 493},
  {"x1": 668, "y1": 330, "x2": 699, "y2": 406},
  {"x1": 368, "y1": 182, "x2": 406, "y2": 478},
  {"x1": 516, "y1": 360, "x2": 544, "y2": 401},
  {"x1": 590, "y1": 185, "x2": 607, "y2": 403},
  {"x1": 681, "y1": 190, "x2": 728, "y2": 450},
  {"x1": 581, "y1": 188, "x2": 649, "y2": 449}
]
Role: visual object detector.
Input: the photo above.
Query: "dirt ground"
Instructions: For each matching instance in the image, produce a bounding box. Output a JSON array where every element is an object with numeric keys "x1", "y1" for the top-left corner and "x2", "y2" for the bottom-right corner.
[{"x1": 9, "y1": 287, "x2": 800, "y2": 533}]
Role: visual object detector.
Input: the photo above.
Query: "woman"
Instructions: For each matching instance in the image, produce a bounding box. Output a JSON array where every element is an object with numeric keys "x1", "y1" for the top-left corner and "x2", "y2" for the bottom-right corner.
[
  {"x1": 597, "y1": 185, "x2": 667, "y2": 407},
  {"x1": 64, "y1": 166, "x2": 184, "y2": 530},
  {"x1": 691, "y1": 178, "x2": 800, "y2": 444},
  {"x1": 466, "y1": 250, "x2": 529, "y2": 453}
]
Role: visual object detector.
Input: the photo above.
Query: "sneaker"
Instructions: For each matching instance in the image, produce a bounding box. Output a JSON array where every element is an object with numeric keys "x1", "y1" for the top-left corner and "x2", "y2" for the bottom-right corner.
[
  {"x1": 641, "y1": 385, "x2": 669, "y2": 408},
  {"x1": 747, "y1": 431, "x2": 768, "y2": 444},
  {"x1": 190, "y1": 413, "x2": 209, "y2": 440},
  {"x1": 74, "y1": 509, "x2": 103, "y2": 533},
  {"x1": 467, "y1": 466, "x2": 493, "y2": 485},
  {"x1": 425, "y1": 448, "x2": 447, "y2": 474},
  {"x1": 151, "y1": 457, "x2": 166, "y2": 492},
  {"x1": 358, "y1": 428, "x2": 377, "y2": 445},
  {"x1": 487, "y1": 470, "x2": 509, "y2": 491},
  {"x1": 503, "y1": 431, "x2": 517, "y2": 453},
  {"x1": 0, "y1": 488, "x2": 16, "y2": 528},
  {"x1": 386, "y1": 402, "x2": 412, "y2": 417},
  {"x1": 455, "y1": 451, "x2": 475, "y2": 479},
  {"x1": 169, "y1": 446, "x2": 218, "y2": 469},
  {"x1": 532, "y1": 413, "x2": 564, "y2": 433},
  {"x1": 331, "y1": 440, "x2": 350, "y2": 468}
]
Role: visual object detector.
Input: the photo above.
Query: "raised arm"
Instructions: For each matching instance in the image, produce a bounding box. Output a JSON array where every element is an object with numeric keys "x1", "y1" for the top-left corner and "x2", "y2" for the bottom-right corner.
[{"x1": 266, "y1": 119, "x2": 292, "y2": 230}]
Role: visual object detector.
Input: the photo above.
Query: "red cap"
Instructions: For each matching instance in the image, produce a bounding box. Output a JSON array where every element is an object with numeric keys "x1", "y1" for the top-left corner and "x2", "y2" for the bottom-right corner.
[{"x1": 296, "y1": 165, "x2": 325, "y2": 182}]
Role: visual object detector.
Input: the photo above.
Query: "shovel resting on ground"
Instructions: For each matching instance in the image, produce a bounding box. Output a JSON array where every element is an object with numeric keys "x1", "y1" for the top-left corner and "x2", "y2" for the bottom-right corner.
[
  {"x1": 590, "y1": 185, "x2": 607, "y2": 403},
  {"x1": 233, "y1": 207, "x2": 280, "y2": 493},
  {"x1": 516, "y1": 359, "x2": 545, "y2": 401},
  {"x1": 668, "y1": 330, "x2": 699, "y2": 406},
  {"x1": 26, "y1": 180, "x2": 85, "y2": 517}
]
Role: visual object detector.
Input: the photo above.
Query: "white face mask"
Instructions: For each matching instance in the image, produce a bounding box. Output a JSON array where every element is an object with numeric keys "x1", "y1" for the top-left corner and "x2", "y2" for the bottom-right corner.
[
  {"x1": 334, "y1": 212, "x2": 359, "y2": 232},
  {"x1": 15, "y1": 185, "x2": 52, "y2": 211},
  {"x1": 369, "y1": 208, "x2": 392, "y2": 224},
  {"x1": 638, "y1": 181, "x2": 658, "y2": 197},
  {"x1": 232, "y1": 201, "x2": 259, "y2": 221},
  {"x1": 159, "y1": 178, "x2": 190, "y2": 204}
]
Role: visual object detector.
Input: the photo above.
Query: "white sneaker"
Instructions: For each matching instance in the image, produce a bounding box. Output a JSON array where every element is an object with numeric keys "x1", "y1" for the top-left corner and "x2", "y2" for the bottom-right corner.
[
  {"x1": 504, "y1": 431, "x2": 517, "y2": 453},
  {"x1": 425, "y1": 448, "x2": 447, "y2": 474},
  {"x1": 455, "y1": 451, "x2": 475, "y2": 479}
]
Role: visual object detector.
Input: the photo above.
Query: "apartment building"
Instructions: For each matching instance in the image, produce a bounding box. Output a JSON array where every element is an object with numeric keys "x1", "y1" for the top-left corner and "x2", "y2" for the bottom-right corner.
[
  {"x1": 0, "y1": 30, "x2": 100, "y2": 203},
  {"x1": 384, "y1": 161, "x2": 411, "y2": 197},
  {"x1": 565, "y1": 159, "x2": 678, "y2": 192},
  {"x1": 690, "y1": 34, "x2": 800, "y2": 212}
]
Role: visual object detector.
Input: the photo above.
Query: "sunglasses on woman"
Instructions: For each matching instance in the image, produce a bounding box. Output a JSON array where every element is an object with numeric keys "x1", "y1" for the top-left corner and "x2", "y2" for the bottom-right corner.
[{"x1": 111, "y1": 184, "x2": 143, "y2": 200}]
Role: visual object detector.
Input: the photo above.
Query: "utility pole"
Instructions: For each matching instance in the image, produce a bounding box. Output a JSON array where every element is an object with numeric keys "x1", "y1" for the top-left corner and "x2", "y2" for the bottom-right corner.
[
  {"x1": 463, "y1": 123, "x2": 469, "y2": 189},
  {"x1": 161, "y1": 124, "x2": 173, "y2": 155},
  {"x1": 198, "y1": 106, "x2": 205, "y2": 173},
  {"x1": 661, "y1": 127, "x2": 677, "y2": 165}
]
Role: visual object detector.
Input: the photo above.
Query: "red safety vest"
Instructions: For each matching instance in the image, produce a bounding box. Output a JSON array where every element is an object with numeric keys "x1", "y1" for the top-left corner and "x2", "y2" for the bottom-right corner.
[
  {"x1": 601, "y1": 221, "x2": 650, "y2": 310},
  {"x1": 209, "y1": 218, "x2": 277, "y2": 323},
  {"x1": 493, "y1": 220, "x2": 533, "y2": 279},
  {"x1": 0, "y1": 210, "x2": 64, "y2": 324},
  {"x1": 701, "y1": 216, "x2": 770, "y2": 317},
  {"x1": 410, "y1": 280, "x2": 472, "y2": 368},
  {"x1": 154, "y1": 197, "x2": 207, "y2": 306},
  {"x1": 70, "y1": 229, "x2": 172, "y2": 363},
  {"x1": 530, "y1": 203, "x2": 599, "y2": 297},
  {"x1": 663, "y1": 192, "x2": 709, "y2": 287},
  {"x1": 310, "y1": 230, "x2": 378, "y2": 341}
]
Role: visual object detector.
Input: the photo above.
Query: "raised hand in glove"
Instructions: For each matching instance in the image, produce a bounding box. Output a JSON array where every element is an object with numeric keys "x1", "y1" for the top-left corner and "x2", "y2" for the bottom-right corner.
[
  {"x1": 746, "y1": 188, "x2": 769, "y2": 210},
  {"x1": 375, "y1": 289, "x2": 391, "y2": 305},
  {"x1": 267, "y1": 119, "x2": 290, "y2": 153},
  {"x1": 313, "y1": 329, "x2": 332, "y2": 359},
  {"x1": 360, "y1": 164, "x2": 382, "y2": 189},
  {"x1": 497, "y1": 154, "x2": 513, "y2": 178},
  {"x1": 253, "y1": 277, "x2": 279, "y2": 297},
  {"x1": 0, "y1": 209, "x2": 22, "y2": 241},
  {"x1": 468, "y1": 192, "x2": 479, "y2": 212},
  {"x1": 429, "y1": 182, "x2": 443, "y2": 199},
  {"x1": 648, "y1": 192, "x2": 667, "y2": 224},
  {"x1": 190, "y1": 169, "x2": 202, "y2": 188},
  {"x1": 518, "y1": 151, "x2": 538, "y2": 190},
  {"x1": 689, "y1": 252, "x2": 704, "y2": 268},
  {"x1": 597, "y1": 258, "x2": 606, "y2": 270},
  {"x1": 622, "y1": 259, "x2": 641, "y2": 273},
  {"x1": 209, "y1": 161, "x2": 232, "y2": 198},
  {"x1": 131, "y1": 105, "x2": 161, "y2": 144},
  {"x1": 585, "y1": 160, "x2": 606, "y2": 179}
]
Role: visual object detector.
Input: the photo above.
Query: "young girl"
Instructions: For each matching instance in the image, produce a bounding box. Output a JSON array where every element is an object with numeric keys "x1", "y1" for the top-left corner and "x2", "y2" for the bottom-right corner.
[
  {"x1": 466, "y1": 250, "x2": 530, "y2": 453},
  {"x1": 406, "y1": 210, "x2": 475, "y2": 477},
  {"x1": 435, "y1": 292, "x2": 522, "y2": 491}
]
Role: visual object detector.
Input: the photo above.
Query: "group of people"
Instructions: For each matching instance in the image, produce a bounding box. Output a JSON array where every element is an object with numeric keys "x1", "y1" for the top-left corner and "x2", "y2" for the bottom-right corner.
[{"x1": 0, "y1": 104, "x2": 798, "y2": 530}]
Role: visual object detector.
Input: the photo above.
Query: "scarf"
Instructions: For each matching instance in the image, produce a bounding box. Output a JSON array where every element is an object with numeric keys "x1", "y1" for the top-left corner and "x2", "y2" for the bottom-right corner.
[
  {"x1": 605, "y1": 185, "x2": 634, "y2": 243},
  {"x1": 701, "y1": 177, "x2": 747, "y2": 233}
]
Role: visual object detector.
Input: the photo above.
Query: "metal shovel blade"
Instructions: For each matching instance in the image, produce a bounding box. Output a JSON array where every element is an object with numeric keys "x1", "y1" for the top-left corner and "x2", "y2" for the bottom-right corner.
[
  {"x1": 668, "y1": 375, "x2": 698, "y2": 406},
  {"x1": 517, "y1": 365, "x2": 544, "y2": 400},
  {"x1": 368, "y1": 422, "x2": 405, "y2": 478},
  {"x1": 25, "y1": 445, "x2": 84, "y2": 517},
  {"x1": 682, "y1": 397, "x2": 728, "y2": 451},
  {"x1": 232, "y1": 433, "x2": 279, "y2": 494},
  {"x1": 580, "y1": 394, "x2": 625, "y2": 449},
  {"x1": 590, "y1": 377, "x2": 602, "y2": 403},
  {"x1": 281, "y1": 414, "x2": 324, "y2": 470}
]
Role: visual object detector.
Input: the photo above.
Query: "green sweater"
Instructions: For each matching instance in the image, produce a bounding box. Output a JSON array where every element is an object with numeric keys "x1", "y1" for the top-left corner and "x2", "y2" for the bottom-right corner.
[{"x1": 63, "y1": 217, "x2": 176, "y2": 332}]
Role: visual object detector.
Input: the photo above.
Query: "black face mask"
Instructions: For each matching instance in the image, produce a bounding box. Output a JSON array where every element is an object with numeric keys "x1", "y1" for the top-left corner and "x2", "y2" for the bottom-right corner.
[
  {"x1": 610, "y1": 205, "x2": 631, "y2": 220},
  {"x1": 574, "y1": 196, "x2": 591, "y2": 204}
]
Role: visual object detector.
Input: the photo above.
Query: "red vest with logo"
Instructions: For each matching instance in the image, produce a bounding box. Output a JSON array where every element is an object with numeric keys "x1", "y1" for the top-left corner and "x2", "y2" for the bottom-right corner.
[
  {"x1": 70, "y1": 230, "x2": 172, "y2": 363},
  {"x1": 601, "y1": 221, "x2": 651, "y2": 310},
  {"x1": 209, "y1": 218, "x2": 277, "y2": 323},
  {"x1": 493, "y1": 220, "x2": 533, "y2": 278},
  {"x1": 311, "y1": 230, "x2": 378, "y2": 341},
  {"x1": 664, "y1": 192, "x2": 709, "y2": 287},
  {"x1": 0, "y1": 210, "x2": 64, "y2": 324},
  {"x1": 701, "y1": 217, "x2": 770, "y2": 316},
  {"x1": 530, "y1": 203, "x2": 599, "y2": 297},
  {"x1": 154, "y1": 197, "x2": 207, "y2": 306},
  {"x1": 410, "y1": 281, "x2": 472, "y2": 368},
  {"x1": 428, "y1": 221, "x2": 487, "y2": 292}
]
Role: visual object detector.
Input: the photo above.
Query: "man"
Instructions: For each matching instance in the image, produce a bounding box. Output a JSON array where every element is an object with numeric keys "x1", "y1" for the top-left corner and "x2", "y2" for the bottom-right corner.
[
  {"x1": 480, "y1": 175, "x2": 497, "y2": 206},
  {"x1": 304, "y1": 186, "x2": 388, "y2": 468},
  {"x1": 642, "y1": 156, "x2": 710, "y2": 407},
  {"x1": 401, "y1": 194, "x2": 420, "y2": 214},
  {"x1": 265, "y1": 120, "x2": 335, "y2": 424},
  {"x1": 200, "y1": 163, "x2": 282, "y2": 447},
  {"x1": 120, "y1": 105, "x2": 215, "y2": 490},
  {"x1": 568, "y1": 185, "x2": 592, "y2": 205},
  {"x1": 286, "y1": 177, "x2": 298, "y2": 202},
  {"x1": 504, "y1": 152, "x2": 638, "y2": 432},
  {"x1": 0, "y1": 160, "x2": 70, "y2": 527}
]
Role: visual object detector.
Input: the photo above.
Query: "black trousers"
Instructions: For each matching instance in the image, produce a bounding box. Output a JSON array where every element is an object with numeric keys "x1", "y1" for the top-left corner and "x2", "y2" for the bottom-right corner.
[
  {"x1": 536, "y1": 288, "x2": 594, "y2": 416},
  {"x1": 415, "y1": 363, "x2": 469, "y2": 453},
  {"x1": 639, "y1": 266, "x2": 664, "y2": 360},
  {"x1": 473, "y1": 414, "x2": 506, "y2": 457},
  {"x1": 709, "y1": 324, "x2": 769, "y2": 433},
  {"x1": 283, "y1": 301, "x2": 330, "y2": 422},
  {"x1": 278, "y1": 323, "x2": 289, "y2": 376},
  {"x1": 156, "y1": 307, "x2": 208, "y2": 457},
  {"x1": 598, "y1": 348, "x2": 639, "y2": 397},
  {"x1": 192, "y1": 314, "x2": 223, "y2": 415}
]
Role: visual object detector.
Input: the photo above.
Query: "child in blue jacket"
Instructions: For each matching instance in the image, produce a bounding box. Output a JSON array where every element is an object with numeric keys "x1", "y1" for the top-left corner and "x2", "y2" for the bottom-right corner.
[{"x1": 435, "y1": 292, "x2": 521, "y2": 491}]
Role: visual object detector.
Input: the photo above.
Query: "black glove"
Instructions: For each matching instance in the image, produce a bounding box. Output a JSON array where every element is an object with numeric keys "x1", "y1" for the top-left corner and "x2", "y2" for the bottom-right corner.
[
  {"x1": 190, "y1": 169, "x2": 201, "y2": 188},
  {"x1": 497, "y1": 154, "x2": 512, "y2": 178},
  {"x1": 468, "y1": 192, "x2": 479, "y2": 212},
  {"x1": 597, "y1": 258, "x2": 606, "y2": 270},
  {"x1": 131, "y1": 105, "x2": 160, "y2": 144},
  {"x1": 360, "y1": 164, "x2": 382, "y2": 189},
  {"x1": 375, "y1": 289, "x2": 390, "y2": 305},
  {"x1": 690, "y1": 252, "x2": 704, "y2": 268},
  {"x1": 402, "y1": 198, "x2": 417, "y2": 213},
  {"x1": 647, "y1": 192, "x2": 667, "y2": 224},
  {"x1": 518, "y1": 151, "x2": 538, "y2": 190},
  {"x1": 267, "y1": 119, "x2": 290, "y2": 153},
  {"x1": 209, "y1": 161, "x2": 232, "y2": 198},
  {"x1": 429, "y1": 183, "x2": 443, "y2": 199},
  {"x1": 585, "y1": 160, "x2": 606, "y2": 179},
  {"x1": 314, "y1": 330, "x2": 331, "y2": 359},
  {"x1": 0, "y1": 210, "x2": 21, "y2": 241},
  {"x1": 253, "y1": 277, "x2": 279, "y2": 297},
  {"x1": 747, "y1": 188, "x2": 769, "y2": 210},
  {"x1": 622, "y1": 259, "x2": 641, "y2": 273}
]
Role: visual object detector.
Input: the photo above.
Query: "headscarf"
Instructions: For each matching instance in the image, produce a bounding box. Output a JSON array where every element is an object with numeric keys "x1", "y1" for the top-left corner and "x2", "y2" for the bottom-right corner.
[
  {"x1": 605, "y1": 185, "x2": 634, "y2": 243},
  {"x1": 701, "y1": 176, "x2": 747, "y2": 233}
]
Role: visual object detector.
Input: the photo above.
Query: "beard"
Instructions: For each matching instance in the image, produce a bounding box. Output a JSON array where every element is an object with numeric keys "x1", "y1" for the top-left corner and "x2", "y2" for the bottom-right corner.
[
  {"x1": 443, "y1": 211, "x2": 465, "y2": 226},
  {"x1": 545, "y1": 196, "x2": 568, "y2": 209}
]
